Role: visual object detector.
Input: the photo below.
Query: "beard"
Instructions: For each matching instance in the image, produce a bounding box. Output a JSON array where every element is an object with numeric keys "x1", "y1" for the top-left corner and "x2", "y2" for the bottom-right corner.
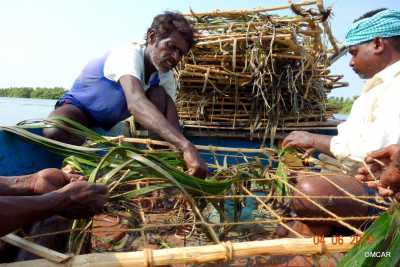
[
  {"x1": 357, "y1": 73, "x2": 369, "y2": 79},
  {"x1": 353, "y1": 69, "x2": 369, "y2": 79},
  {"x1": 150, "y1": 55, "x2": 170, "y2": 73},
  {"x1": 149, "y1": 52, "x2": 162, "y2": 72}
]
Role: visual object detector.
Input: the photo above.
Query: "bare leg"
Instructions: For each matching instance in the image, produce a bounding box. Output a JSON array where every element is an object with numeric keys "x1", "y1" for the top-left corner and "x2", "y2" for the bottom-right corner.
[
  {"x1": 165, "y1": 96, "x2": 180, "y2": 130},
  {"x1": 292, "y1": 173, "x2": 370, "y2": 232},
  {"x1": 146, "y1": 86, "x2": 180, "y2": 130},
  {"x1": 43, "y1": 104, "x2": 90, "y2": 145}
]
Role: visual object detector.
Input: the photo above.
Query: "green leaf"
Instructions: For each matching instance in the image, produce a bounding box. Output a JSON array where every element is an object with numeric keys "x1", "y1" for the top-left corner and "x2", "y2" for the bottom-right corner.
[
  {"x1": 111, "y1": 184, "x2": 172, "y2": 199},
  {"x1": 338, "y1": 211, "x2": 392, "y2": 267}
]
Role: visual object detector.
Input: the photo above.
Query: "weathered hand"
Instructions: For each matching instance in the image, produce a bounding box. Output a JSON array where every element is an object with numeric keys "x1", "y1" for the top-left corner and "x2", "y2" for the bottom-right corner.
[
  {"x1": 55, "y1": 181, "x2": 108, "y2": 219},
  {"x1": 356, "y1": 144, "x2": 400, "y2": 198},
  {"x1": 282, "y1": 131, "x2": 316, "y2": 150},
  {"x1": 31, "y1": 168, "x2": 85, "y2": 195},
  {"x1": 182, "y1": 144, "x2": 207, "y2": 178}
]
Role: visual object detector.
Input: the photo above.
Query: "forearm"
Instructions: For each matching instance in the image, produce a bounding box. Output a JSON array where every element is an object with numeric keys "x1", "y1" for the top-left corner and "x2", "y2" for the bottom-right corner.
[
  {"x1": 311, "y1": 134, "x2": 333, "y2": 156},
  {"x1": 0, "y1": 175, "x2": 34, "y2": 196},
  {"x1": 0, "y1": 192, "x2": 65, "y2": 236}
]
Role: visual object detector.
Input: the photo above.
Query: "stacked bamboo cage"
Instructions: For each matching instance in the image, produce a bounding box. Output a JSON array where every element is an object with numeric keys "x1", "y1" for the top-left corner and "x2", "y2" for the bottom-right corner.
[
  {"x1": 1, "y1": 135, "x2": 388, "y2": 267},
  {"x1": 176, "y1": 0, "x2": 347, "y2": 142},
  {"x1": 0, "y1": 117, "x2": 391, "y2": 266}
]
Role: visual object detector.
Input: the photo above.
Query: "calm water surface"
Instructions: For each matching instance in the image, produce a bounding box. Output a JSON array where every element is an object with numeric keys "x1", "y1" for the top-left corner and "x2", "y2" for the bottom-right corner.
[
  {"x1": 0, "y1": 97, "x2": 56, "y2": 125},
  {"x1": 0, "y1": 97, "x2": 348, "y2": 126}
]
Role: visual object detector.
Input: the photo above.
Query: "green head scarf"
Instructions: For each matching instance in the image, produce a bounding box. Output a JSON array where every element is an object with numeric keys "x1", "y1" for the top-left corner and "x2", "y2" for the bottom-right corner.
[{"x1": 344, "y1": 9, "x2": 400, "y2": 47}]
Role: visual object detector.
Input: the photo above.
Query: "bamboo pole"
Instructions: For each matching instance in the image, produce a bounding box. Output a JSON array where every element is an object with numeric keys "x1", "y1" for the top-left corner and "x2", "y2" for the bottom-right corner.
[
  {"x1": 0, "y1": 237, "x2": 355, "y2": 267},
  {"x1": 315, "y1": 0, "x2": 340, "y2": 55},
  {"x1": 196, "y1": 34, "x2": 292, "y2": 46},
  {"x1": 184, "y1": 0, "x2": 317, "y2": 16},
  {"x1": 0, "y1": 234, "x2": 71, "y2": 263},
  {"x1": 105, "y1": 136, "x2": 275, "y2": 153}
]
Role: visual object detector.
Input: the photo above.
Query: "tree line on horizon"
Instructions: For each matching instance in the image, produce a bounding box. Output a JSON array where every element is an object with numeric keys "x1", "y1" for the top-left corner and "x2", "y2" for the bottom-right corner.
[
  {"x1": 0, "y1": 87, "x2": 65, "y2": 99},
  {"x1": 327, "y1": 96, "x2": 358, "y2": 114}
]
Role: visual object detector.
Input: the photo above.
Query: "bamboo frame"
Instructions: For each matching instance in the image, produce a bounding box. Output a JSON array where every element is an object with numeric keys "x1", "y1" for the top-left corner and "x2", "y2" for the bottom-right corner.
[
  {"x1": 2, "y1": 137, "x2": 386, "y2": 266},
  {"x1": 0, "y1": 237, "x2": 355, "y2": 267}
]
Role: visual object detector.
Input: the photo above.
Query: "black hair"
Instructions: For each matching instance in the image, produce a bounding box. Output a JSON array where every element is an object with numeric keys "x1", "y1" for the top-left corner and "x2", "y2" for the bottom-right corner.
[
  {"x1": 390, "y1": 35, "x2": 400, "y2": 53},
  {"x1": 145, "y1": 11, "x2": 195, "y2": 49},
  {"x1": 354, "y1": 8, "x2": 387, "y2": 22}
]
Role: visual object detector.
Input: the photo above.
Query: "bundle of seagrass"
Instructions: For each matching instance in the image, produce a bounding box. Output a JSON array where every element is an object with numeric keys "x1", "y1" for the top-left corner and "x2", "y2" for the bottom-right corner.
[
  {"x1": 2, "y1": 118, "x2": 397, "y2": 266},
  {"x1": 176, "y1": 0, "x2": 347, "y2": 142}
]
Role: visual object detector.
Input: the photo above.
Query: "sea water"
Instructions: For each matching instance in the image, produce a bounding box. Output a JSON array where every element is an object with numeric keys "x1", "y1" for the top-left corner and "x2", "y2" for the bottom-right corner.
[{"x1": 0, "y1": 97, "x2": 56, "y2": 125}]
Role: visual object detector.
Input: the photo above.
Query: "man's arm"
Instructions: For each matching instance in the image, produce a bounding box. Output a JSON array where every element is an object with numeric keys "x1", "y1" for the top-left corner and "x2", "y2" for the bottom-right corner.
[
  {"x1": 0, "y1": 168, "x2": 82, "y2": 196},
  {"x1": 0, "y1": 174, "x2": 33, "y2": 196},
  {"x1": 0, "y1": 181, "x2": 107, "y2": 236},
  {"x1": 119, "y1": 75, "x2": 207, "y2": 178},
  {"x1": 0, "y1": 193, "x2": 63, "y2": 236},
  {"x1": 282, "y1": 131, "x2": 333, "y2": 156}
]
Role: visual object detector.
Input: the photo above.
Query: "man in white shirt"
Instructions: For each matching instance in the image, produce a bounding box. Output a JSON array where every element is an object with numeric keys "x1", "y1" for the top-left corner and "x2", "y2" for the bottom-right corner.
[
  {"x1": 44, "y1": 12, "x2": 207, "y2": 178},
  {"x1": 281, "y1": 8, "x2": 400, "y2": 233}
]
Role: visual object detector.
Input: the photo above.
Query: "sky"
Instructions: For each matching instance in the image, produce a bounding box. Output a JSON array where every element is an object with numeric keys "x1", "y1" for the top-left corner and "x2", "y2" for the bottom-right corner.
[{"x1": 0, "y1": 0, "x2": 399, "y2": 98}]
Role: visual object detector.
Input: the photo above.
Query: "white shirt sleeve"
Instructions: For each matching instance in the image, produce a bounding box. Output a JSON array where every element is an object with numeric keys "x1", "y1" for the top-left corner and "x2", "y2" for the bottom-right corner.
[
  {"x1": 103, "y1": 45, "x2": 144, "y2": 83},
  {"x1": 330, "y1": 76, "x2": 400, "y2": 160}
]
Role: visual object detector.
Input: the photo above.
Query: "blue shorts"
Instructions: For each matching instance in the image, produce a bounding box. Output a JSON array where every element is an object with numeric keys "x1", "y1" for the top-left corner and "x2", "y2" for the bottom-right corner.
[
  {"x1": 55, "y1": 91, "x2": 130, "y2": 131},
  {"x1": 55, "y1": 95, "x2": 86, "y2": 113}
]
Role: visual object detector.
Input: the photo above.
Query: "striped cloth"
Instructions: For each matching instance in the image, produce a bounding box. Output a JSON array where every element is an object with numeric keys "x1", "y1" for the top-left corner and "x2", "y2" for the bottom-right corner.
[{"x1": 344, "y1": 9, "x2": 400, "y2": 47}]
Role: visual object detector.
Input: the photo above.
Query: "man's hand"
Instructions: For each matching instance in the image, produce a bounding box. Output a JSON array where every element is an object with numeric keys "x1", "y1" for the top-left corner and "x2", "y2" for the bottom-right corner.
[
  {"x1": 55, "y1": 181, "x2": 108, "y2": 219},
  {"x1": 356, "y1": 144, "x2": 400, "y2": 199},
  {"x1": 182, "y1": 144, "x2": 207, "y2": 178},
  {"x1": 282, "y1": 131, "x2": 316, "y2": 150},
  {"x1": 30, "y1": 168, "x2": 84, "y2": 195}
]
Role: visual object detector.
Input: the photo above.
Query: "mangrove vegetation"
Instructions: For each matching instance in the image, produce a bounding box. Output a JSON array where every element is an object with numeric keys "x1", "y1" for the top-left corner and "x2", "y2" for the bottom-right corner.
[
  {"x1": 328, "y1": 96, "x2": 358, "y2": 114},
  {"x1": 0, "y1": 87, "x2": 65, "y2": 99}
]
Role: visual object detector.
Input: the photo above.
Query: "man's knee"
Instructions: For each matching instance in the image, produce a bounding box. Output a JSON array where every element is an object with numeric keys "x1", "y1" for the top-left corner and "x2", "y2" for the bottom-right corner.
[
  {"x1": 146, "y1": 86, "x2": 179, "y2": 130},
  {"x1": 48, "y1": 104, "x2": 89, "y2": 124},
  {"x1": 292, "y1": 175, "x2": 328, "y2": 216},
  {"x1": 43, "y1": 104, "x2": 89, "y2": 145},
  {"x1": 292, "y1": 173, "x2": 369, "y2": 218},
  {"x1": 43, "y1": 126, "x2": 65, "y2": 141}
]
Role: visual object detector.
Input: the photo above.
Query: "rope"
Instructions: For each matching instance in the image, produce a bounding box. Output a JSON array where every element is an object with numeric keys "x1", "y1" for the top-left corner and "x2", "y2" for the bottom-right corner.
[
  {"x1": 241, "y1": 185, "x2": 304, "y2": 238},
  {"x1": 223, "y1": 241, "x2": 234, "y2": 262},
  {"x1": 143, "y1": 248, "x2": 154, "y2": 267},
  {"x1": 23, "y1": 214, "x2": 379, "y2": 240}
]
